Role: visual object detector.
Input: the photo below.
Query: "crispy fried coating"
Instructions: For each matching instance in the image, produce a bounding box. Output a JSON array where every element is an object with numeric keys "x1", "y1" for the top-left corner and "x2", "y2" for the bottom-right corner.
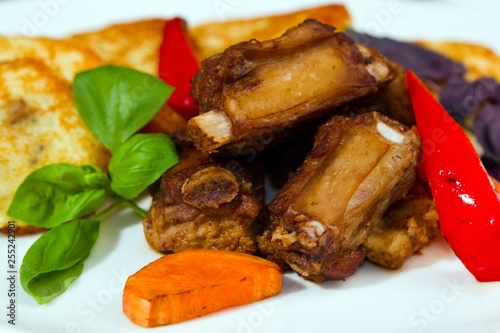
[
  {"x1": 362, "y1": 182, "x2": 440, "y2": 269},
  {"x1": 0, "y1": 36, "x2": 103, "y2": 82},
  {"x1": 68, "y1": 19, "x2": 165, "y2": 76}
]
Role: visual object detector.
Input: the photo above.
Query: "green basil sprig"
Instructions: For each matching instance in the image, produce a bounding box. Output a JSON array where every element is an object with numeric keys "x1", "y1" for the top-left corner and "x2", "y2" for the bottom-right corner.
[
  {"x1": 8, "y1": 65, "x2": 178, "y2": 304},
  {"x1": 20, "y1": 219, "x2": 100, "y2": 304}
]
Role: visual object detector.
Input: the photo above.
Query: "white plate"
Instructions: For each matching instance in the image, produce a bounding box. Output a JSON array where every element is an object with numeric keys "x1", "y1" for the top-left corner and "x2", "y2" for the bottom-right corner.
[{"x1": 1, "y1": 1, "x2": 500, "y2": 332}]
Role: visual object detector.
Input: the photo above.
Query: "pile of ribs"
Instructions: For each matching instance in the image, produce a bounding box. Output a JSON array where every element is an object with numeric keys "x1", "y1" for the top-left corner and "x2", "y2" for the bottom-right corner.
[{"x1": 143, "y1": 19, "x2": 439, "y2": 283}]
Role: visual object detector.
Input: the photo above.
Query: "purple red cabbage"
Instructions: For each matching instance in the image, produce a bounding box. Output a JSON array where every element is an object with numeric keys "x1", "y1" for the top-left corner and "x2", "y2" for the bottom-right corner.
[
  {"x1": 345, "y1": 30, "x2": 466, "y2": 81},
  {"x1": 475, "y1": 100, "x2": 500, "y2": 164},
  {"x1": 346, "y1": 30, "x2": 500, "y2": 178}
]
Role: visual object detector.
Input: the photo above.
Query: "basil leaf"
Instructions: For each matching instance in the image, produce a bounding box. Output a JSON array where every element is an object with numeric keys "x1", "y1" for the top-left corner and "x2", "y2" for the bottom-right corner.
[
  {"x1": 20, "y1": 219, "x2": 100, "y2": 304},
  {"x1": 7, "y1": 164, "x2": 108, "y2": 228},
  {"x1": 109, "y1": 133, "x2": 179, "y2": 199},
  {"x1": 73, "y1": 65, "x2": 174, "y2": 153}
]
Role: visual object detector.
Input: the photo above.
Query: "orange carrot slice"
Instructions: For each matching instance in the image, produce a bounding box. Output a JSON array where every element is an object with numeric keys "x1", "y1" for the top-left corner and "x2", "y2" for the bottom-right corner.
[{"x1": 122, "y1": 249, "x2": 282, "y2": 327}]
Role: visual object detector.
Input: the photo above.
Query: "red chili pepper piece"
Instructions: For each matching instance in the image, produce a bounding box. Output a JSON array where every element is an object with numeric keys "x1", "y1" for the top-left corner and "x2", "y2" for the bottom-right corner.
[
  {"x1": 406, "y1": 70, "x2": 500, "y2": 282},
  {"x1": 159, "y1": 17, "x2": 199, "y2": 120}
]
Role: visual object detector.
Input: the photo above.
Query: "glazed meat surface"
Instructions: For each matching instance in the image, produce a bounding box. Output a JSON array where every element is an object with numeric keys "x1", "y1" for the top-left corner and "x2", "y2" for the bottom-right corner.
[
  {"x1": 187, "y1": 19, "x2": 395, "y2": 155},
  {"x1": 143, "y1": 146, "x2": 265, "y2": 254},
  {"x1": 258, "y1": 112, "x2": 420, "y2": 282}
]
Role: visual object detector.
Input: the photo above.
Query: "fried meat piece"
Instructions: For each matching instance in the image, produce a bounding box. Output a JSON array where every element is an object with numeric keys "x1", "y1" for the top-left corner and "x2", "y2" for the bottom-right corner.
[
  {"x1": 341, "y1": 64, "x2": 415, "y2": 127},
  {"x1": 143, "y1": 146, "x2": 264, "y2": 254},
  {"x1": 362, "y1": 182, "x2": 439, "y2": 269},
  {"x1": 258, "y1": 112, "x2": 420, "y2": 282},
  {"x1": 187, "y1": 19, "x2": 395, "y2": 155}
]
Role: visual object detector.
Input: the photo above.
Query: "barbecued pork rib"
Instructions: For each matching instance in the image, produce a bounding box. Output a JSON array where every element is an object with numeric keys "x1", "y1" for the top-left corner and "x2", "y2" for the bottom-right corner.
[
  {"x1": 143, "y1": 146, "x2": 265, "y2": 254},
  {"x1": 258, "y1": 112, "x2": 420, "y2": 282},
  {"x1": 362, "y1": 181, "x2": 439, "y2": 269},
  {"x1": 187, "y1": 19, "x2": 395, "y2": 155}
]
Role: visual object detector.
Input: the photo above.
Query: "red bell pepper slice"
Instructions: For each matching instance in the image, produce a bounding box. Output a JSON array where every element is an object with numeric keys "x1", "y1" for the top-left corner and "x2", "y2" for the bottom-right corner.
[
  {"x1": 159, "y1": 17, "x2": 199, "y2": 120},
  {"x1": 406, "y1": 70, "x2": 500, "y2": 282}
]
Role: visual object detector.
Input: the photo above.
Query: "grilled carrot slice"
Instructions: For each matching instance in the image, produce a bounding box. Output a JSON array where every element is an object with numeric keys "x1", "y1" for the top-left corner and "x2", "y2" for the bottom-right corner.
[{"x1": 122, "y1": 249, "x2": 282, "y2": 327}]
